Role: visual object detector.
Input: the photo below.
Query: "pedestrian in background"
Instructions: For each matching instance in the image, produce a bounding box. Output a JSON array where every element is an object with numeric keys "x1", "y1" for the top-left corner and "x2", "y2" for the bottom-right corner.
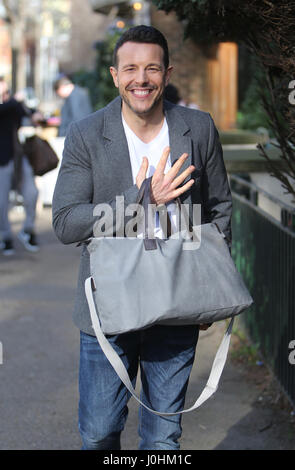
[
  {"x1": 54, "y1": 76, "x2": 93, "y2": 137},
  {"x1": 164, "y1": 83, "x2": 200, "y2": 109},
  {"x1": 0, "y1": 78, "x2": 41, "y2": 255}
]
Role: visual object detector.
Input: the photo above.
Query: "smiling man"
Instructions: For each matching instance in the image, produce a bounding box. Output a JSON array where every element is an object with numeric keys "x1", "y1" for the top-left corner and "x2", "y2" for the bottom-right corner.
[
  {"x1": 52, "y1": 25, "x2": 232, "y2": 450},
  {"x1": 110, "y1": 39, "x2": 171, "y2": 118}
]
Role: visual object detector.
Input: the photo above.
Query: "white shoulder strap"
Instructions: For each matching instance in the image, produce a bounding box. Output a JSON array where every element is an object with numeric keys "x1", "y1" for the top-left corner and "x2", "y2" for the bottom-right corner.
[{"x1": 85, "y1": 277, "x2": 234, "y2": 416}]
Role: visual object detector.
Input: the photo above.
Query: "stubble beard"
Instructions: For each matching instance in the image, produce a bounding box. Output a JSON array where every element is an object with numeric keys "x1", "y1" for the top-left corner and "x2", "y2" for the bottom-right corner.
[
  {"x1": 122, "y1": 91, "x2": 164, "y2": 117},
  {"x1": 120, "y1": 79, "x2": 166, "y2": 117}
]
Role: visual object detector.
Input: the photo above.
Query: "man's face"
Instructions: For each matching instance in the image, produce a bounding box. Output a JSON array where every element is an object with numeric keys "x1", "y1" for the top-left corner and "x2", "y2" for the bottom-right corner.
[
  {"x1": 56, "y1": 83, "x2": 74, "y2": 99},
  {"x1": 110, "y1": 41, "x2": 172, "y2": 117}
]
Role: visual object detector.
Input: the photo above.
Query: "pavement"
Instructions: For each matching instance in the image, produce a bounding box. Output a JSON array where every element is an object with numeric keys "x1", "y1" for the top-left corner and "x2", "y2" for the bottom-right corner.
[{"x1": 0, "y1": 206, "x2": 294, "y2": 450}]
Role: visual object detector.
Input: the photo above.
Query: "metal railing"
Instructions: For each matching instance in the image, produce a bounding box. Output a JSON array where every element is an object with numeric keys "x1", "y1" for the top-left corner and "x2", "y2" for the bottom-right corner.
[{"x1": 229, "y1": 175, "x2": 295, "y2": 407}]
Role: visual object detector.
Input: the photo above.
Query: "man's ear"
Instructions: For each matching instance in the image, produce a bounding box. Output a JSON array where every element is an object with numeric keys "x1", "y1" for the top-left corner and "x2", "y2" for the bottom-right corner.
[
  {"x1": 165, "y1": 65, "x2": 174, "y2": 86},
  {"x1": 110, "y1": 66, "x2": 119, "y2": 88}
]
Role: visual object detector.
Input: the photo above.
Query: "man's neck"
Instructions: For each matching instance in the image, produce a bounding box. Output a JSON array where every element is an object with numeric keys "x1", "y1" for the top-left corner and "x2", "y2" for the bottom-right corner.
[{"x1": 121, "y1": 100, "x2": 165, "y2": 144}]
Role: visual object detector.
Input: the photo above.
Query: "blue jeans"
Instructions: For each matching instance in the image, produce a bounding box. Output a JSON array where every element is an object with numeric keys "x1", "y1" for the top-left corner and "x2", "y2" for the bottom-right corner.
[
  {"x1": 78, "y1": 324, "x2": 199, "y2": 450},
  {"x1": 0, "y1": 158, "x2": 38, "y2": 240}
]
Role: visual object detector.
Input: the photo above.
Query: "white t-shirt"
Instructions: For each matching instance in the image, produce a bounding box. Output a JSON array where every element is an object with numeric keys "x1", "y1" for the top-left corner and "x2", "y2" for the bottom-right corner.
[{"x1": 122, "y1": 115, "x2": 177, "y2": 238}]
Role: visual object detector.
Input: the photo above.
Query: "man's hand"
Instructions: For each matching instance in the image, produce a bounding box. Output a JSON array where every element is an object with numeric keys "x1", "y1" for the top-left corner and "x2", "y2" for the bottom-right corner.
[
  {"x1": 150, "y1": 146, "x2": 195, "y2": 205},
  {"x1": 136, "y1": 146, "x2": 195, "y2": 204}
]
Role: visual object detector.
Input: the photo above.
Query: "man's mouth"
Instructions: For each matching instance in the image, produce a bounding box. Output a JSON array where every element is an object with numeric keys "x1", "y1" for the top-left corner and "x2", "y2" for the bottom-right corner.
[{"x1": 130, "y1": 88, "x2": 154, "y2": 98}]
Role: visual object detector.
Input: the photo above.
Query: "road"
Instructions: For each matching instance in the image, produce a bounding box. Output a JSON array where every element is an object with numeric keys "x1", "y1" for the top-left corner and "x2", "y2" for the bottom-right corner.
[{"x1": 0, "y1": 206, "x2": 294, "y2": 450}]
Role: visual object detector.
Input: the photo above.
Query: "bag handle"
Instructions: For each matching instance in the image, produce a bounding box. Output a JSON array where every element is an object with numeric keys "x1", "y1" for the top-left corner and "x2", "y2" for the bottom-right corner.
[
  {"x1": 137, "y1": 177, "x2": 194, "y2": 251},
  {"x1": 85, "y1": 277, "x2": 234, "y2": 416}
]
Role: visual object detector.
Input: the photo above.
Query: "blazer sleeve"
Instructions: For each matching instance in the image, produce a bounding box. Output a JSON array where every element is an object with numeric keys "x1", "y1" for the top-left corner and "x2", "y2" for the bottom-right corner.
[
  {"x1": 52, "y1": 121, "x2": 139, "y2": 244},
  {"x1": 201, "y1": 114, "x2": 232, "y2": 246}
]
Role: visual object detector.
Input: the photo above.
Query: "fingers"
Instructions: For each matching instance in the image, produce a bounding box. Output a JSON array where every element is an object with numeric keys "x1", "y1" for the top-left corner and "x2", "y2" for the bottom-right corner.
[
  {"x1": 141, "y1": 156, "x2": 149, "y2": 170},
  {"x1": 172, "y1": 178, "x2": 195, "y2": 199},
  {"x1": 139, "y1": 156, "x2": 149, "y2": 177},
  {"x1": 154, "y1": 146, "x2": 171, "y2": 175},
  {"x1": 166, "y1": 152, "x2": 189, "y2": 180},
  {"x1": 136, "y1": 157, "x2": 149, "y2": 189},
  {"x1": 170, "y1": 165, "x2": 195, "y2": 190},
  {"x1": 151, "y1": 148, "x2": 195, "y2": 204},
  {"x1": 155, "y1": 148, "x2": 192, "y2": 181}
]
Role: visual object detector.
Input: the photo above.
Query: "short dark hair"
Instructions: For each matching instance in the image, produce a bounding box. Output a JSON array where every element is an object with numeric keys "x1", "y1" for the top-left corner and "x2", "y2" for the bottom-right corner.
[
  {"x1": 113, "y1": 25, "x2": 169, "y2": 69},
  {"x1": 53, "y1": 76, "x2": 72, "y2": 91}
]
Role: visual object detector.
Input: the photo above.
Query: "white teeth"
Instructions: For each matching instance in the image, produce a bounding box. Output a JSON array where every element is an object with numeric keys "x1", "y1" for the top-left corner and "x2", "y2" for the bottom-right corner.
[{"x1": 133, "y1": 90, "x2": 150, "y2": 96}]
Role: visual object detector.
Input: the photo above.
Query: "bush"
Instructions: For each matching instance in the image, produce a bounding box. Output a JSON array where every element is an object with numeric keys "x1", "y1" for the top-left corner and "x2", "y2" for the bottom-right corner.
[{"x1": 237, "y1": 76, "x2": 271, "y2": 132}]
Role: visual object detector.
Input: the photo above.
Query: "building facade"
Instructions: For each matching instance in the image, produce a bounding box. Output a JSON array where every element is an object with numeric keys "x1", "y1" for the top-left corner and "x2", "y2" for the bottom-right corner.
[{"x1": 0, "y1": 17, "x2": 11, "y2": 81}]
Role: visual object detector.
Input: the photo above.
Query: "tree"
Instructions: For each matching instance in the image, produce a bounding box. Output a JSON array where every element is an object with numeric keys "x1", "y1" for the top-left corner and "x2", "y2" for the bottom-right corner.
[{"x1": 153, "y1": 0, "x2": 295, "y2": 200}]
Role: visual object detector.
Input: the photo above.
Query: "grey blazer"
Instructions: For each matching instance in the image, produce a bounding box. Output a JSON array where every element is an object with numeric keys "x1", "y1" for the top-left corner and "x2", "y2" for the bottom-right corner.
[{"x1": 52, "y1": 96, "x2": 232, "y2": 335}]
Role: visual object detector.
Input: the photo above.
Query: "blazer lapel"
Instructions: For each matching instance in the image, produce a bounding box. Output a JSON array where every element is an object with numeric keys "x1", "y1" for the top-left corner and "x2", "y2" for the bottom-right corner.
[{"x1": 164, "y1": 101, "x2": 192, "y2": 184}]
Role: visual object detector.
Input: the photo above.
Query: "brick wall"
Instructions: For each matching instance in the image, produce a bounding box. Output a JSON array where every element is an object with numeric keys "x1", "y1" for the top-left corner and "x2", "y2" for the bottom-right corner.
[{"x1": 59, "y1": 0, "x2": 106, "y2": 73}]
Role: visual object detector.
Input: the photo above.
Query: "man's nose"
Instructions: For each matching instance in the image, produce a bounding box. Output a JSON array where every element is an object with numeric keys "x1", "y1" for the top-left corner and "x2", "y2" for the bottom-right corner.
[{"x1": 134, "y1": 68, "x2": 148, "y2": 85}]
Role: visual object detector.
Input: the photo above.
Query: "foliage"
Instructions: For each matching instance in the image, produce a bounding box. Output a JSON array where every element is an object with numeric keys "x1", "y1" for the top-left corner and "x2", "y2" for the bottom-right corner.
[
  {"x1": 153, "y1": 0, "x2": 261, "y2": 44},
  {"x1": 237, "y1": 68, "x2": 272, "y2": 133},
  {"x1": 153, "y1": 1, "x2": 295, "y2": 47},
  {"x1": 153, "y1": 0, "x2": 295, "y2": 200},
  {"x1": 237, "y1": 85, "x2": 269, "y2": 131}
]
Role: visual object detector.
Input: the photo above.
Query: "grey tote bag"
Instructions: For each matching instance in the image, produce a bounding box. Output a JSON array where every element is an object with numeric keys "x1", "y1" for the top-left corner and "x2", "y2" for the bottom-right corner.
[{"x1": 84, "y1": 177, "x2": 253, "y2": 415}]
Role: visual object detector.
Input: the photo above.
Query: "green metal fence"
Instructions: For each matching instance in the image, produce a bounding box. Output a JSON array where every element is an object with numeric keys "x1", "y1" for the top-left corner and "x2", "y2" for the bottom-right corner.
[{"x1": 230, "y1": 175, "x2": 295, "y2": 407}]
